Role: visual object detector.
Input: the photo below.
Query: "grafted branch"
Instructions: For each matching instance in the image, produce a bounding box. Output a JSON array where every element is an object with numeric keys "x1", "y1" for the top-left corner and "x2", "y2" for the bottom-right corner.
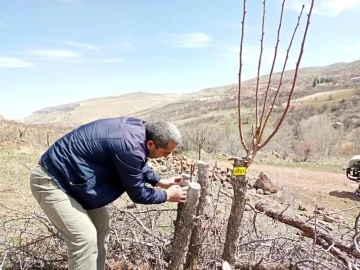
[
  {"x1": 259, "y1": 0, "x2": 314, "y2": 149},
  {"x1": 259, "y1": 0, "x2": 286, "y2": 129},
  {"x1": 254, "y1": 0, "x2": 266, "y2": 145},
  {"x1": 237, "y1": 0, "x2": 315, "y2": 154},
  {"x1": 237, "y1": 0, "x2": 249, "y2": 154}
]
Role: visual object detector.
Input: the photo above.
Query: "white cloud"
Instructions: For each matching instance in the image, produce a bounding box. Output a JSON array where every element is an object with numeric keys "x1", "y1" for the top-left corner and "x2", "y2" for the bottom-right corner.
[
  {"x1": 218, "y1": 22, "x2": 257, "y2": 31},
  {"x1": 25, "y1": 49, "x2": 80, "y2": 58},
  {"x1": 60, "y1": 40, "x2": 98, "y2": 50},
  {"x1": 344, "y1": 41, "x2": 360, "y2": 52},
  {"x1": 219, "y1": 22, "x2": 242, "y2": 29},
  {"x1": 163, "y1": 32, "x2": 211, "y2": 48},
  {"x1": 220, "y1": 45, "x2": 256, "y2": 60},
  {"x1": 0, "y1": 57, "x2": 33, "y2": 68},
  {"x1": 103, "y1": 41, "x2": 135, "y2": 50},
  {"x1": 115, "y1": 41, "x2": 135, "y2": 49},
  {"x1": 220, "y1": 45, "x2": 288, "y2": 65},
  {"x1": 40, "y1": 37, "x2": 135, "y2": 51},
  {"x1": 43, "y1": 38, "x2": 98, "y2": 50},
  {"x1": 47, "y1": 57, "x2": 126, "y2": 64},
  {"x1": 55, "y1": 0, "x2": 85, "y2": 4},
  {"x1": 286, "y1": 0, "x2": 360, "y2": 17},
  {"x1": 103, "y1": 58, "x2": 125, "y2": 63}
]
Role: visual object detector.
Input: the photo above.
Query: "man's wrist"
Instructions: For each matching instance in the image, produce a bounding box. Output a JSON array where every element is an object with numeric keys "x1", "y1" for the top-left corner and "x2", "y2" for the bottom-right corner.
[{"x1": 156, "y1": 179, "x2": 166, "y2": 188}]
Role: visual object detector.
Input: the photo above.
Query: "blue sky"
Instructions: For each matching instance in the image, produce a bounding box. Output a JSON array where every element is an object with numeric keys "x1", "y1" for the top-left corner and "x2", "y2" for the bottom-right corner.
[{"x1": 0, "y1": 0, "x2": 359, "y2": 120}]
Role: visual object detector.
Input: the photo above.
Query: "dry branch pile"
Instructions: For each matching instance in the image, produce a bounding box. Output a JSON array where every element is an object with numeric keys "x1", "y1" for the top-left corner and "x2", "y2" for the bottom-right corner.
[{"x1": 0, "y1": 155, "x2": 359, "y2": 269}]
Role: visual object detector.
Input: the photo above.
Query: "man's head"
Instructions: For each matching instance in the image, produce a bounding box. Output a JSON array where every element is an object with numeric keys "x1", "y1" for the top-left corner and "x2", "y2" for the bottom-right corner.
[{"x1": 145, "y1": 120, "x2": 182, "y2": 159}]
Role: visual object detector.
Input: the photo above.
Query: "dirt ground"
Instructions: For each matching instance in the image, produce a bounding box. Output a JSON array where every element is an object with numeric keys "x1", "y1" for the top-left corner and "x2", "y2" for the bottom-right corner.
[
  {"x1": 247, "y1": 163, "x2": 358, "y2": 198},
  {"x1": 243, "y1": 163, "x2": 360, "y2": 223}
]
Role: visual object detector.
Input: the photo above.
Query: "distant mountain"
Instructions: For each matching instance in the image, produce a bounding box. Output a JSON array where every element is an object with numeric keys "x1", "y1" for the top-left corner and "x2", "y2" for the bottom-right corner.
[
  {"x1": 24, "y1": 59, "x2": 360, "y2": 126},
  {"x1": 24, "y1": 92, "x2": 186, "y2": 126}
]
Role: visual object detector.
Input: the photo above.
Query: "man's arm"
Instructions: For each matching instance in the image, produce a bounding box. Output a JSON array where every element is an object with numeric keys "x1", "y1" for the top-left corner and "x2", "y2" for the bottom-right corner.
[
  {"x1": 142, "y1": 165, "x2": 161, "y2": 186},
  {"x1": 112, "y1": 149, "x2": 167, "y2": 204},
  {"x1": 142, "y1": 165, "x2": 181, "y2": 189}
]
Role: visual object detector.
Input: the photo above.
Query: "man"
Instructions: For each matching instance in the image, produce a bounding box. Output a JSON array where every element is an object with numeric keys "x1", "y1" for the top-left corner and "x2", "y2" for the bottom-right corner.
[{"x1": 30, "y1": 117, "x2": 187, "y2": 270}]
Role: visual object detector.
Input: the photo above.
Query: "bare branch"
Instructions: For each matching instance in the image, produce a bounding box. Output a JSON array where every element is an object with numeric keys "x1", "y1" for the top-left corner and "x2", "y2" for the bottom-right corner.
[
  {"x1": 259, "y1": 0, "x2": 286, "y2": 129},
  {"x1": 259, "y1": 1, "x2": 314, "y2": 149},
  {"x1": 254, "y1": 0, "x2": 266, "y2": 140},
  {"x1": 238, "y1": 0, "x2": 250, "y2": 154},
  {"x1": 255, "y1": 202, "x2": 360, "y2": 262}
]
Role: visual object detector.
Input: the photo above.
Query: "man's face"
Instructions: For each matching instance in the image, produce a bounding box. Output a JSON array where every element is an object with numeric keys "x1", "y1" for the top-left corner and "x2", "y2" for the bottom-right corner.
[{"x1": 146, "y1": 140, "x2": 177, "y2": 159}]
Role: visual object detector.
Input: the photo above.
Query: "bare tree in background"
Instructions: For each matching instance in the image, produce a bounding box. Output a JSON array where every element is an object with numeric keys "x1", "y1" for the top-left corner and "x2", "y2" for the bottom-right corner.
[{"x1": 222, "y1": 0, "x2": 315, "y2": 266}]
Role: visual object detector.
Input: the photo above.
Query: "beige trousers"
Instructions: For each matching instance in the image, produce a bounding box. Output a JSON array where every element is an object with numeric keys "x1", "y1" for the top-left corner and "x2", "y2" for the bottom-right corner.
[{"x1": 30, "y1": 165, "x2": 111, "y2": 270}]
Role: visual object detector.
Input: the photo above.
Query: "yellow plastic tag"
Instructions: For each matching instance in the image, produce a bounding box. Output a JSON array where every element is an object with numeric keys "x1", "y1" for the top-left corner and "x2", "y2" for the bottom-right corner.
[{"x1": 232, "y1": 166, "x2": 247, "y2": 176}]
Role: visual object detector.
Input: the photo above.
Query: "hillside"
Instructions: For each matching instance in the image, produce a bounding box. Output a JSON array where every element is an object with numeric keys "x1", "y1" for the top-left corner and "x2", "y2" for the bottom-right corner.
[
  {"x1": 22, "y1": 59, "x2": 360, "y2": 127},
  {"x1": 23, "y1": 92, "x2": 185, "y2": 126}
]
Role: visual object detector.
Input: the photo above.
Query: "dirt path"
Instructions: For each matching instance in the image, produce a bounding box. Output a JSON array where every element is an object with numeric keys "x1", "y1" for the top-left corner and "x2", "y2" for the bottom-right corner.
[
  {"x1": 247, "y1": 164, "x2": 357, "y2": 196},
  {"x1": 234, "y1": 163, "x2": 360, "y2": 223}
]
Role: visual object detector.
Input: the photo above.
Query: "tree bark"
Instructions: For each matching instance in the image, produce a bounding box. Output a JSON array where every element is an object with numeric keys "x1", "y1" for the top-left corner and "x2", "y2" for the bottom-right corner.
[
  {"x1": 184, "y1": 161, "x2": 209, "y2": 270},
  {"x1": 217, "y1": 260, "x2": 289, "y2": 270},
  {"x1": 222, "y1": 157, "x2": 248, "y2": 266},
  {"x1": 174, "y1": 173, "x2": 191, "y2": 238},
  {"x1": 255, "y1": 202, "x2": 359, "y2": 264},
  {"x1": 169, "y1": 182, "x2": 201, "y2": 270}
]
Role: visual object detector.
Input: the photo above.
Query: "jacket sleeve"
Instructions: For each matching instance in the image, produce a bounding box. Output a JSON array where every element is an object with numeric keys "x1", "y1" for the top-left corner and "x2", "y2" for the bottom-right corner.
[
  {"x1": 112, "y1": 148, "x2": 167, "y2": 204},
  {"x1": 142, "y1": 165, "x2": 162, "y2": 186}
]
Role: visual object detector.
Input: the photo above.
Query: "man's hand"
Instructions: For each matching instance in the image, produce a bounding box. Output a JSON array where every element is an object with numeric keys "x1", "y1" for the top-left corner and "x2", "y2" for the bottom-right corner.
[
  {"x1": 165, "y1": 185, "x2": 188, "y2": 203},
  {"x1": 156, "y1": 176, "x2": 181, "y2": 189}
]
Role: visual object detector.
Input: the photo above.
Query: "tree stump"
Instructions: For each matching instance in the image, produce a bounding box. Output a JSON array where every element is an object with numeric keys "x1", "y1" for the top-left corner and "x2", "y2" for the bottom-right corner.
[
  {"x1": 222, "y1": 157, "x2": 248, "y2": 266},
  {"x1": 173, "y1": 173, "x2": 191, "y2": 238},
  {"x1": 184, "y1": 160, "x2": 209, "y2": 270},
  {"x1": 169, "y1": 181, "x2": 201, "y2": 270}
]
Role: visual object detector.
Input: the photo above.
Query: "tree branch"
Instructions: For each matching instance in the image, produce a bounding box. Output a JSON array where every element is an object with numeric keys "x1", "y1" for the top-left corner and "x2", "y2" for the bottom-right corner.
[
  {"x1": 259, "y1": 1, "x2": 314, "y2": 149},
  {"x1": 259, "y1": 0, "x2": 285, "y2": 131},
  {"x1": 254, "y1": 0, "x2": 266, "y2": 147},
  {"x1": 238, "y1": 0, "x2": 250, "y2": 154},
  {"x1": 255, "y1": 202, "x2": 360, "y2": 264}
]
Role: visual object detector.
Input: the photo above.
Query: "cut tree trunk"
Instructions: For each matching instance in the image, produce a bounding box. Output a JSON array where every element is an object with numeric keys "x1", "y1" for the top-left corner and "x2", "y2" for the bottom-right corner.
[
  {"x1": 222, "y1": 157, "x2": 248, "y2": 266},
  {"x1": 173, "y1": 173, "x2": 191, "y2": 239},
  {"x1": 169, "y1": 181, "x2": 201, "y2": 270},
  {"x1": 184, "y1": 160, "x2": 209, "y2": 270},
  {"x1": 217, "y1": 260, "x2": 289, "y2": 270}
]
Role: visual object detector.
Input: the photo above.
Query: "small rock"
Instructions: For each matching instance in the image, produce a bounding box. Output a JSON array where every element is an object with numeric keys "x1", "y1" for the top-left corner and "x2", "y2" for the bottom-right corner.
[
  {"x1": 254, "y1": 194, "x2": 262, "y2": 199},
  {"x1": 126, "y1": 203, "x2": 137, "y2": 209},
  {"x1": 298, "y1": 204, "x2": 307, "y2": 211},
  {"x1": 300, "y1": 212, "x2": 312, "y2": 218},
  {"x1": 323, "y1": 215, "x2": 336, "y2": 223},
  {"x1": 254, "y1": 172, "x2": 280, "y2": 193},
  {"x1": 0, "y1": 185, "x2": 14, "y2": 193},
  {"x1": 245, "y1": 204, "x2": 252, "y2": 211}
]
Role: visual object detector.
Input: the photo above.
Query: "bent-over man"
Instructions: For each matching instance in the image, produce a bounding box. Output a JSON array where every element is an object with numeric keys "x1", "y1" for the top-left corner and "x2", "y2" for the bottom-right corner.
[{"x1": 30, "y1": 117, "x2": 187, "y2": 270}]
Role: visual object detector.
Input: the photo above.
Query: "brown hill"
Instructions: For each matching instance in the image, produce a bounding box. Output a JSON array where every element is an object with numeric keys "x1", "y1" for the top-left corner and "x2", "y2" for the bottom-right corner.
[
  {"x1": 24, "y1": 92, "x2": 185, "y2": 126},
  {"x1": 22, "y1": 59, "x2": 360, "y2": 127}
]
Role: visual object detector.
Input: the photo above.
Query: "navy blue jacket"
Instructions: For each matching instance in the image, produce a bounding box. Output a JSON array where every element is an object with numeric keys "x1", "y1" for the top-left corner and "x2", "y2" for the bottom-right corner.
[{"x1": 40, "y1": 117, "x2": 167, "y2": 210}]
